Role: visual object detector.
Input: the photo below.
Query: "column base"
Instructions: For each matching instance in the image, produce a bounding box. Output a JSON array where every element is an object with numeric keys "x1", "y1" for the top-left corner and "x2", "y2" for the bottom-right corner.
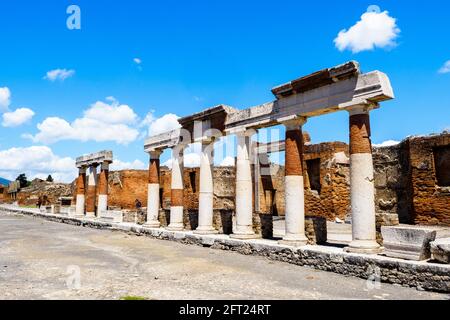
[
  {"x1": 194, "y1": 227, "x2": 218, "y2": 235},
  {"x1": 344, "y1": 240, "x2": 383, "y2": 255},
  {"x1": 279, "y1": 234, "x2": 308, "y2": 247},
  {"x1": 230, "y1": 232, "x2": 261, "y2": 240},
  {"x1": 85, "y1": 212, "x2": 96, "y2": 219},
  {"x1": 166, "y1": 224, "x2": 184, "y2": 231},
  {"x1": 144, "y1": 221, "x2": 161, "y2": 228}
]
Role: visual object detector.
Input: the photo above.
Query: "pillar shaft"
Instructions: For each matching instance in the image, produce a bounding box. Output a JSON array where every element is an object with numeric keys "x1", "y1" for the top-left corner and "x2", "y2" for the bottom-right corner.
[
  {"x1": 231, "y1": 130, "x2": 258, "y2": 239},
  {"x1": 346, "y1": 106, "x2": 381, "y2": 254},
  {"x1": 280, "y1": 117, "x2": 308, "y2": 246},
  {"x1": 75, "y1": 167, "x2": 86, "y2": 217},
  {"x1": 146, "y1": 150, "x2": 162, "y2": 227},
  {"x1": 195, "y1": 140, "x2": 218, "y2": 234},
  {"x1": 85, "y1": 165, "x2": 98, "y2": 218},
  {"x1": 97, "y1": 162, "x2": 109, "y2": 217},
  {"x1": 167, "y1": 147, "x2": 184, "y2": 231}
]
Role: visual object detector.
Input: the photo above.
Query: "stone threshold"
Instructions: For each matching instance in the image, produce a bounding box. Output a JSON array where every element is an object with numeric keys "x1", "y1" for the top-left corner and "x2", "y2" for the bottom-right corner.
[{"x1": 1, "y1": 205, "x2": 449, "y2": 293}]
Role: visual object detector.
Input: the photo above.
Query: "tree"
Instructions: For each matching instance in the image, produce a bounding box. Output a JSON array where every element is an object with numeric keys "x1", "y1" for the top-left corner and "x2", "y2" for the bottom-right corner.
[
  {"x1": 46, "y1": 175, "x2": 54, "y2": 183},
  {"x1": 16, "y1": 174, "x2": 29, "y2": 188}
]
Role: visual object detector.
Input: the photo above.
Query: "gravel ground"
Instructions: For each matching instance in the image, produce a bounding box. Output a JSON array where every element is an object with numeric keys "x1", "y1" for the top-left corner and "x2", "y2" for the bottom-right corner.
[{"x1": 0, "y1": 213, "x2": 448, "y2": 300}]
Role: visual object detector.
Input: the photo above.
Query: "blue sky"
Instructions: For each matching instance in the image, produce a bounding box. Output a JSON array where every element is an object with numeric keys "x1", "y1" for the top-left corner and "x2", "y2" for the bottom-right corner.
[{"x1": 0, "y1": 0, "x2": 449, "y2": 182}]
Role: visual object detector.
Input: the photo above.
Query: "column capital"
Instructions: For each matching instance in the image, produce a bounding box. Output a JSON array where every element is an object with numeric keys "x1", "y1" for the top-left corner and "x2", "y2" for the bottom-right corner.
[
  {"x1": 278, "y1": 116, "x2": 307, "y2": 130},
  {"x1": 101, "y1": 162, "x2": 110, "y2": 171},
  {"x1": 230, "y1": 127, "x2": 257, "y2": 137},
  {"x1": 342, "y1": 100, "x2": 379, "y2": 116},
  {"x1": 78, "y1": 167, "x2": 87, "y2": 174},
  {"x1": 148, "y1": 149, "x2": 163, "y2": 159},
  {"x1": 197, "y1": 137, "x2": 216, "y2": 145}
]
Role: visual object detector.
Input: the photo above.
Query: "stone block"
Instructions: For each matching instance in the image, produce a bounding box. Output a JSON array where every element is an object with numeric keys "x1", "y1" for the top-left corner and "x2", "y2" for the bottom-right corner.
[
  {"x1": 305, "y1": 216, "x2": 327, "y2": 245},
  {"x1": 381, "y1": 225, "x2": 437, "y2": 261},
  {"x1": 99, "y1": 210, "x2": 123, "y2": 223},
  {"x1": 431, "y1": 238, "x2": 450, "y2": 264}
]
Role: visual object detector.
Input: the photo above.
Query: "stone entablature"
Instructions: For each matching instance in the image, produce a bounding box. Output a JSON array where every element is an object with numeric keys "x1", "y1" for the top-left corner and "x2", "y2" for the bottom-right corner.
[
  {"x1": 224, "y1": 70, "x2": 393, "y2": 133},
  {"x1": 75, "y1": 150, "x2": 113, "y2": 168}
]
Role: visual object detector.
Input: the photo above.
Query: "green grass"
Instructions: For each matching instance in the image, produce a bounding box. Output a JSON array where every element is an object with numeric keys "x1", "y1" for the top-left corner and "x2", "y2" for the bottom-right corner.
[
  {"x1": 120, "y1": 296, "x2": 149, "y2": 300},
  {"x1": 20, "y1": 205, "x2": 38, "y2": 208}
]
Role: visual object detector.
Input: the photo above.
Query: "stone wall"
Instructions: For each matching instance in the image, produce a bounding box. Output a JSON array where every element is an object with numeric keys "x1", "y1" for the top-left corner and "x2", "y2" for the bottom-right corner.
[
  {"x1": 11, "y1": 132, "x2": 450, "y2": 228},
  {"x1": 373, "y1": 143, "x2": 413, "y2": 223},
  {"x1": 17, "y1": 179, "x2": 74, "y2": 207},
  {"x1": 409, "y1": 133, "x2": 450, "y2": 226},
  {"x1": 373, "y1": 132, "x2": 450, "y2": 226},
  {"x1": 0, "y1": 185, "x2": 6, "y2": 203}
]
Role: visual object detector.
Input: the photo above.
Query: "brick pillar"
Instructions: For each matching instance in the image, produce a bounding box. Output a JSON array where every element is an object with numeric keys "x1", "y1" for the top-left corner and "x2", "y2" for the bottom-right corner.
[
  {"x1": 85, "y1": 164, "x2": 98, "y2": 218},
  {"x1": 279, "y1": 117, "x2": 308, "y2": 246},
  {"x1": 195, "y1": 138, "x2": 218, "y2": 234},
  {"x1": 167, "y1": 146, "x2": 185, "y2": 231},
  {"x1": 231, "y1": 129, "x2": 259, "y2": 239},
  {"x1": 345, "y1": 104, "x2": 382, "y2": 254},
  {"x1": 145, "y1": 149, "x2": 162, "y2": 227},
  {"x1": 97, "y1": 162, "x2": 109, "y2": 217},
  {"x1": 75, "y1": 167, "x2": 86, "y2": 217}
]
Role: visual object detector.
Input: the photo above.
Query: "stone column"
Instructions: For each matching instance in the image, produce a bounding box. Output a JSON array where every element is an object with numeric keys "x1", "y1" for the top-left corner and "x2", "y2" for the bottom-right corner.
[
  {"x1": 97, "y1": 162, "x2": 109, "y2": 217},
  {"x1": 279, "y1": 117, "x2": 308, "y2": 246},
  {"x1": 345, "y1": 105, "x2": 381, "y2": 254},
  {"x1": 75, "y1": 167, "x2": 86, "y2": 217},
  {"x1": 231, "y1": 129, "x2": 258, "y2": 239},
  {"x1": 85, "y1": 164, "x2": 98, "y2": 218},
  {"x1": 167, "y1": 147, "x2": 185, "y2": 231},
  {"x1": 145, "y1": 149, "x2": 162, "y2": 228},
  {"x1": 195, "y1": 139, "x2": 218, "y2": 234}
]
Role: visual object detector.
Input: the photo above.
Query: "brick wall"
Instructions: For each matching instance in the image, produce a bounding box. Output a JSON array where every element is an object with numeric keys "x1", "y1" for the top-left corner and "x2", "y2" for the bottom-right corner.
[{"x1": 374, "y1": 132, "x2": 450, "y2": 226}]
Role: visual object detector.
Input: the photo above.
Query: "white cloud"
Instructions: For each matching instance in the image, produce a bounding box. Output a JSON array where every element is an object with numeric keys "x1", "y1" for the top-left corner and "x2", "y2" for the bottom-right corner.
[
  {"x1": 334, "y1": 9, "x2": 400, "y2": 53},
  {"x1": 219, "y1": 156, "x2": 235, "y2": 167},
  {"x1": 147, "y1": 113, "x2": 181, "y2": 137},
  {"x1": 110, "y1": 159, "x2": 146, "y2": 171},
  {"x1": 0, "y1": 87, "x2": 11, "y2": 111},
  {"x1": 25, "y1": 98, "x2": 139, "y2": 145},
  {"x1": 133, "y1": 58, "x2": 142, "y2": 65},
  {"x1": 0, "y1": 146, "x2": 77, "y2": 183},
  {"x1": 373, "y1": 140, "x2": 400, "y2": 147},
  {"x1": 2, "y1": 108, "x2": 35, "y2": 127},
  {"x1": 44, "y1": 69, "x2": 75, "y2": 82},
  {"x1": 438, "y1": 60, "x2": 450, "y2": 74},
  {"x1": 83, "y1": 98, "x2": 137, "y2": 124}
]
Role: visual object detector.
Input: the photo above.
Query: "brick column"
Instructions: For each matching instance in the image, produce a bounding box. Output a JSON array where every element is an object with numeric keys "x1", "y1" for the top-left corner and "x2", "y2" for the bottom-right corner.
[
  {"x1": 97, "y1": 162, "x2": 109, "y2": 217},
  {"x1": 279, "y1": 117, "x2": 308, "y2": 246},
  {"x1": 75, "y1": 167, "x2": 86, "y2": 217},
  {"x1": 145, "y1": 149, "x2": 162, "y2": 228},
  {"x1": 167, "y1": 146, "x2": 185, "y2": 231},
  {"x1": 85, "y1": 164, "x2": 98, "y2": 218},
  {"x1": 195, "y1": 139, "x2": 218, "y2": 234},
  {"x1": 345, "y1": 105, "x2": 381, "y2": 254},
  {"x1": 231, "y1": 129, "x2": 258, "y2": 239}
]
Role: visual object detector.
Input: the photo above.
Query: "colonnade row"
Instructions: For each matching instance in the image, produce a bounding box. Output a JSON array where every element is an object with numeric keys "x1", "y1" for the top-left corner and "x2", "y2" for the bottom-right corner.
[
  {"x1": 145, "y1": 103, "x2": 382, "y2": 254},
  {"x1": 75, "y1": 162, "x2": 110, "y2": 218}
]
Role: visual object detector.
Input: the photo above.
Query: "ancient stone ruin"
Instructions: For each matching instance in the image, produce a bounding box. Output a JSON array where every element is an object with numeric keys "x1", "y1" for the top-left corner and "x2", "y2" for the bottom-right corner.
[{"x1": 2, "y1": 61, "x2": 449, "y2": 272}]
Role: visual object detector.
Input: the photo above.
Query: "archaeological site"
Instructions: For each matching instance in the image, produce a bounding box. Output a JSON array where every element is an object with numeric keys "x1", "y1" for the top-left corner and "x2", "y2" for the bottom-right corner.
[{"x1": 1, "y1": 61, "x2": 449, "y2": 294}]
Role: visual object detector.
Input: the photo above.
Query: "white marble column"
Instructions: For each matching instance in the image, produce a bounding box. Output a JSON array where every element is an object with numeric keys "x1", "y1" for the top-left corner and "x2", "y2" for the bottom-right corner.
[
  {"x1": 97, "y1": 162, "x2": 109, "y2": 217},
  {"x1": 345, "y1": 105, "x2": 381, "y2": 254},
  {"x1": 195, "y1": 139, "x2": 218, "y2": 234},
  {"x1": 145, "y1": 149, "x2": 162, "y2": 228},
  {"x1": 231, "y1": 129, "x2": 258, "y2": 239},
  {"x1": 75, "y1": 167, "x2": 86, "y2": 217},
  {"x1": 85, "y1": 164, "x2": 98, "y2": 218},
  {"x1": 167, "y1": 147, "x2": 185, "y2": 231},
  {"x1": 279, "y1": 117, "x2": 308, "y2": 246}
]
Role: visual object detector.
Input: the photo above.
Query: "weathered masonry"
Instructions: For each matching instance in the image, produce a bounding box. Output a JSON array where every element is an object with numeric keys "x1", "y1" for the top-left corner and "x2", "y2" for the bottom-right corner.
[
  {"x1": 75, "y1": 150, "x2": 113, "y2": 218},
  {"x1": 145, "y1": 61, "x2": 395, "y2": 254}
]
